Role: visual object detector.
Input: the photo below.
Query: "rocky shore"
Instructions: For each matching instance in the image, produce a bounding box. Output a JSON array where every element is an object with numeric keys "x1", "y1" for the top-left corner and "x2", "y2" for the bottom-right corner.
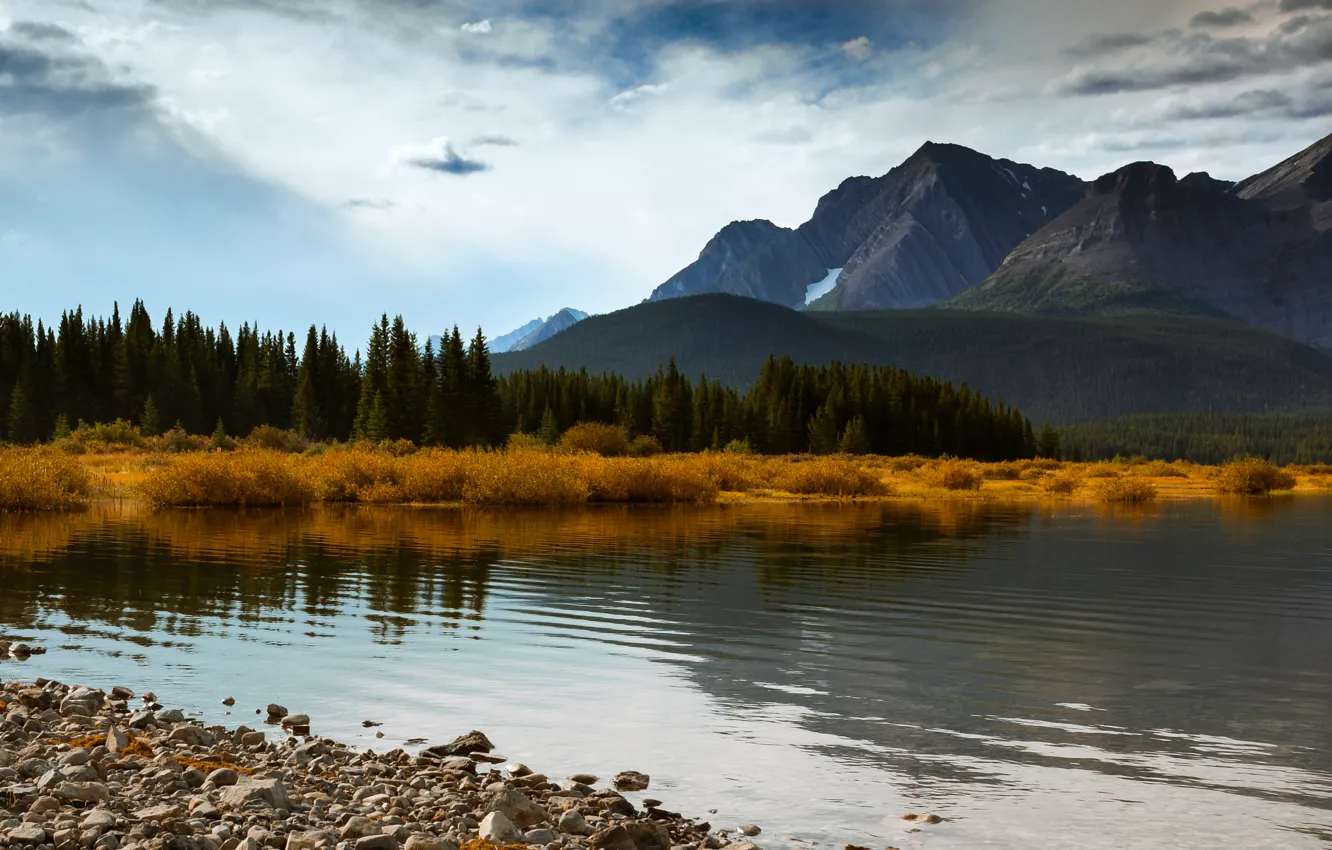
[{"x1": 0, "y1": 679, "x2": 762, "y2": 850}]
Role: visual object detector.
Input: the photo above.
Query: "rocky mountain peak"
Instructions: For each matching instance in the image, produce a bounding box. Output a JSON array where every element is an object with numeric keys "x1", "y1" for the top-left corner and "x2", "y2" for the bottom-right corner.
[{"x1": 1091, "y1": 161, "x2": 1177, "y2": 199}]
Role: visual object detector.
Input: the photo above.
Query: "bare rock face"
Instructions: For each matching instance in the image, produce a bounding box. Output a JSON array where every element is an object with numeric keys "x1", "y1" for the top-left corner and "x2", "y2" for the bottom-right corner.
[{"x1": 648, "y1": 143, "x2": 1084, "y2": 311}]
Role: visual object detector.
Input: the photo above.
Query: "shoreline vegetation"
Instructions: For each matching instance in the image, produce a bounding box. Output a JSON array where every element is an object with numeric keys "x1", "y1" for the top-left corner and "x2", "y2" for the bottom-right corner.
[
  {"x1": 0, "y1": 437, "x2": 1322, "y2": 512},
  {"x1": 0, "y1": 676, "x2": 787, "y2": 850}
]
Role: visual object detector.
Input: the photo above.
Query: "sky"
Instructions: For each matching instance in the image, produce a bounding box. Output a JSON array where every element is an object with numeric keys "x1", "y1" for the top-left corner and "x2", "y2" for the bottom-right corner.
[{"x1": 2, "y1": 0, "x2": 1331, "y2": 344}]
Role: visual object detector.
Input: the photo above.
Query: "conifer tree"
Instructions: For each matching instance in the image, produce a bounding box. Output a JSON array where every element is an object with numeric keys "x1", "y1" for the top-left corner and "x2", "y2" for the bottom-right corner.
[
  {"x1": 808, "y1": 401, "x2": 840, "y2": 455},
  {"x1": 140, "y1": 395, "x2": 160, "y2": 437},
  {"x1": 364, "y1": 392, "x2": 389, "y2": 443},
  {"x1": 466, "y1": 328, "x2": 503, "y2": 446},
  {"x1": 1037, "y1": 422, "x2": 1062, "y2": 460},
  {"x1": 839, "y1": 415, "x2": 871, "y2": 455},
  {"x1": 538, "y1": 406, "x2": 559, "y2": 445},
  {"x1": 6, "y1": 383, "x2": 37, "y2": 444},
  {"x1": 52, "y1": 413, "x2": 71, "y2": 440}
]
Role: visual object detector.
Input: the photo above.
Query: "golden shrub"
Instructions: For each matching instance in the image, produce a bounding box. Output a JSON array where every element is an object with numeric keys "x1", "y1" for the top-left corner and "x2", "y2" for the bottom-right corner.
[
  {"x1": 689, "y1": 453, "x2": 763, "y2": 492},
  {"x1": 1095, "y1": 477, "x2": 1158, "y2": 503},
  {"x1": 580, "y1": 457, "x2": 719, "y2": 503},
  {"x1": 558, "y1": 422, "x2": 630, "y2": 457},
  {"x1": 1214, "y1": 458, "x2": 1297, "y2": 495},
  {"x1": 1019, "y1": 458, "x2": 1064, "y2": 472},
  {"x1": 888, "y1": 454, "x2": 930, "y2": 472},
  {"x1": 137, "y1": 450, "x2": 314, "y2": 507},
  {"x1": 0, "y1": 447, "x2": 91, "y2": 510},
  {"x1": 923, "y1": 459, "x2": 983, "y2": 491},
  {"x1": 1041, "y1": 472, "x2": 1082, "y2": 494},
  {"x1": 772, "y1": 458, "x2": 891, "y2": 497},
  {"x1": 461, "y1": 451, "x2": 589, "y2": 506},
  {"x1": 982, "y1": 462, "x2": 1023, "y2": 480},
  {"x1": 1084, "y1": 463, "x2": 1122, "y2": 479},
  {"x1": 307, "y1": 448, "x2": 402, "y2": 502},
  {"x1": 1133, "y1": 460, "x2": 1189, "y2": 478}
]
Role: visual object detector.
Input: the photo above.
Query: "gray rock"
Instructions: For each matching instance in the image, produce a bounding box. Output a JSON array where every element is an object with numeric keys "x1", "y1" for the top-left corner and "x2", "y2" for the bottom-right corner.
[
  {"x1": 482, "y1": 788, "x2": 546, "y2": 828},
  {"x1": 81, "y1": 811, "x2": 117, "y2": 830},
  {"x1": 523, "y1": 830, "x2": 556, "y2": 846},
  {"x1": 338, "y1": 819, "x2": 377, "y2": 841},
  {"x1": 478, "y1": 812, "x2": 521, "y2": 845},
  {"x1": 56, "y1": 782, "x2": 112, "y2": 804},
  {"x1": 737, "y1": 826, "x2": 761, "y2": 837},
  {"x1": 557, "y1": 810, "x2": 590, "y2": 836},
  {"x1": 354, "y1": 837, "x2": 395, "y2": 850},
  {"x1": 401, "y1": 837, "x2": 455, "y2": 850},
  {"x1": 217, "y1": 778, "x2": 290, "y2": 812},
  {"x1": 266, "y1": 705, "x2": 288, "y2": 720},
  {"x1": 424, "y1": 731, "x2": 493, "y2": 759},
  {"x1": 281, "y1": 715, "x2": 310, "y2": 728},
  {"x1": 157, "y1": 709, "x2": 186, "y2": 724},
  {"x1": 8, "y1": 824, "x2": 47, "y2": 845},
  {"x1": 612, "y1": 772, "x2": 650, "y2": 793},
  {"x1": 135, "y1": 803, "x2": 186, "y2": 822},
  {"x1": 568, "y1": 774, "x2": 597, "y2": 786},
  {"x1": 206, "y1": 769, "x2": 239, "y2": 788}
]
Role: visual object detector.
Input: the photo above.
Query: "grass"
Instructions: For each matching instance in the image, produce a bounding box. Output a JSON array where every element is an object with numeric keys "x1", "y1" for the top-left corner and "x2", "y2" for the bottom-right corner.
[{"x1": 2, "y1": 444, "x2": 1328, "y2": 511}]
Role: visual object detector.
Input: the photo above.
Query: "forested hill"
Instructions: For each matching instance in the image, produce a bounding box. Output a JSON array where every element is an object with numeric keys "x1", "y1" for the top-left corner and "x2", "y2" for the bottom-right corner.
[{"x1": 492, "y1": 294, "x2": 1332, "y2": 424}]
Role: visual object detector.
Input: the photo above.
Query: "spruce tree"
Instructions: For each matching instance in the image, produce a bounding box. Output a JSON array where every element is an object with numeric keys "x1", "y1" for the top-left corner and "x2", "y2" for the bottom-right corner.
[
  {"x1": 210, "y1": 418, "x2": 229, "y2": 451},
  {"x1": 537, "y1": 406, "x2": 560, "y2": 445},
  {"x1": 6, "y1": 383, "x2": 37, "y2": 444},
  {"x1": 364, "y1": 392, "x2": 389, "y2": 443},
  {"x1": 140, "y1": 395, "x2": 160, "y2": 437},
  {"x1": 52, "y1": 413, "x2": 71, "y2": 440},
  {"x1": 466, "y1": 328, "x2": 503, "y2": 446},
  {"x1": 1037, "y1": 422, "x2": 1062, "y2": 460},
  {"x1": 839, "y1": 415, "x2": 871, "y2": 455},
  {"x1": 807, "y1": 401, "x2": 840, "y2": 455}
]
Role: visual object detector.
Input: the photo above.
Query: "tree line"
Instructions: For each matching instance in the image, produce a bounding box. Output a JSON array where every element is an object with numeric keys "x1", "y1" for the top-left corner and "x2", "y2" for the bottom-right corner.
[
  {"x1": 1060, "y1": 412, "x2": 1332, "y2": 465},
  {"x1": 1, "y1": 303, "x2": 1041, "y2": 459}
]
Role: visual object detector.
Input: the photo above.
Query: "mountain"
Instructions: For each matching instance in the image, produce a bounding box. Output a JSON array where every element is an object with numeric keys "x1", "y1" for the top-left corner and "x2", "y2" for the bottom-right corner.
[
  {"x1": 493, "y1": 294, "x2": 1332, "y2": 423},
  {"x1": 486, "y1": 309, "x2": 588, "y2": 354},
  {"x1": 509, "y1": 308, "x2": 589, "y2": 351},
  {"x1": 952, "y1": 132, "x2": 1332, "y2": 350},
  {"x1": 648, "y1": 143, "x2": 1085, "y2": 311}
]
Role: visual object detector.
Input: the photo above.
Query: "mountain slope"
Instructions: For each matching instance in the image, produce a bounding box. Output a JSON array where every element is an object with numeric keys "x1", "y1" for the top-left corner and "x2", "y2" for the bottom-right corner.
[
  {"x1": 492, "y1": 294, "x2": 1332, "y2": 423},
  {"x1": 953, "y1": 132, "x2": 1332, "y2": 349},
  {"x1": 489, "y1": 319, "x2": 544, "y2": 354},
  {"x1": 510, "y1": 308, "x2": 588, "y2": 351},
  {"x1": 649, "y1": 143, "x2": 1084, "y2": 311}
]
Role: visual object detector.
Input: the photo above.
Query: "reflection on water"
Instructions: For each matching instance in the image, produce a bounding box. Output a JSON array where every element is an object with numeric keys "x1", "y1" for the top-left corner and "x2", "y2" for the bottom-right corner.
[{"x1": 2, "y1": 500, "x2": 1331, "y2": 850}]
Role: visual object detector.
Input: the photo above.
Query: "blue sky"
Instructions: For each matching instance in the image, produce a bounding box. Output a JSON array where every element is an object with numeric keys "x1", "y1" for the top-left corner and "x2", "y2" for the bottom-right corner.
[{"x1": 2, "y1": 0, "x2": 1331, "y2": 343}]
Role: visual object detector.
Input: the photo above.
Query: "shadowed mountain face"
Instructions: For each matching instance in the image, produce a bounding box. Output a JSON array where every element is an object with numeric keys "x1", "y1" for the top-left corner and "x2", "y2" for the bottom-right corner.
[
  {"x1": 488, "y1": 309, "x2": 589, "y2": 353},
  {"x1": 649, "y1": 143, "x2": 1085, "y2": 310},
  {"x1": 954, "y1": 133, "x2": 1332, "y2": 350}
]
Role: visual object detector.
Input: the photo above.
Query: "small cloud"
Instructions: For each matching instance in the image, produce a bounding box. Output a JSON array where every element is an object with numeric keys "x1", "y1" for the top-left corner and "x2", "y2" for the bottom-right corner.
[
  {"x1": 609, "y1": 83, "x2": 667, "y2": 110},
  {"x1": 1190, "y1": 8, "x2": 1255, "y2": 28},
  {"x1": 1063, "y1": 32, "x2": 1160, "y2": 58},
  {"x1": 1280, "y1": 0, "x2": 1332, "y2": 11},
  {"x1": 470, "y1": 135, "x2": 518, "y2": 147},
  {"x1": 344, "y1": 198, "x2": 395, "y2": 210},
  {"x1": 460, "y1": 19, "x2": 492, "y2": 34},
  {"x1": 393, "y1": 137, "x2": 491, "y2": 176},
  {"x1": 840, "y1": 35, "x2": 872, "y2": 61}
]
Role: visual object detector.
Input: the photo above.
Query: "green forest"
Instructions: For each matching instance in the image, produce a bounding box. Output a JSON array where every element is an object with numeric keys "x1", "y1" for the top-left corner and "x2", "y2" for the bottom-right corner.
[
  {"x1": 0, "y1": 303, "x2": 1038, "y2": 460},
  {"x1": 1060, "y1": 413, "x2": 1332, "y2": 466}
]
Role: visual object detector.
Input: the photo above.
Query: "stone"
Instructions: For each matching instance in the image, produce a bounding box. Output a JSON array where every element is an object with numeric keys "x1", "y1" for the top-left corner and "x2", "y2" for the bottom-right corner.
[
  {"x1": 222, "y1": 698, "x2": 236, "y2": 707},
  {"x1": 56, "y1": 782, "x2": 112, "y2": 804},
  {"x1": 523, "y1": 830, "x2": 556, "y2": 846},
  {"x1": 477, "y1": 812, "x2": 521, "y2": 845},
  {"x1": 423, "y1": 731, "x2": 493, "y2": 759},
  {"x1": 266, "y1": 705, "x2": 288, "y2": 720},
  {"x1": 136, "y1": 804, "x2": 186, "y2": 822},
  {"x1": 482, "y1": 789, "x2": 546, "y2": 828},
  {"x1": 900, "y1": 814, "x2": 941, "y2": 825},
  {"x1": 240, "y1": 732, "x2": 266, "y2": 748},
  {"x1": 8, "y1": 824, "x2": 47, "y2": 845},
  {"x1": 724, "y1": 844, "x2": 761, "y2": 850},
  {"x1": 623, "y1": 823, "x2": 671, "y2": 850},
  {"x1": 587, "y1": 826, "x2": 635, "y2": 850},
  {"x1": 568, "y1": 774, "x2": 597, "y2": 786},
  {"x1": 206, "y1": 769, "x2": 239, "y2": 788},
  {"x1": 402, "y1": 837, "x2": 455, "y2": 850},
  {"x1": 81, "y1": 812, "x2": 117, "y2": 830},
  {"x1": 157, "y1": 709, "x2": 186, "y2": 724},
  {"x1": 506, "y1": 764, "x2": 532, "y2": 778},
  {"x1": 182, "y1": 768, "x2": 206, "y2": 789},
  {"x1": 281, "y1": 715, "x2": 310, "y2": 728},
  {"x1": 29, "y1": 795, "x2": 61, "y2": 813},
  {"x1": 285, "y1": 832, "x2": 336, "y2": 850},
  {"x1": 612, "y1": 772, "x2": 650, "y2": 793},
  {"x1": 557, "y1": 810, "x2": 590, "y2": 836},
  {"x1": 641, "y1": 800, "x2": 661, "y2": 810},
  {"x1": 338, "y1": 819, "x2": 377, "y2": 841},
  {"x1": 737, "y1": 827, "x2": 761, "y2": 837},
  {"x1": 353, "y1": 837, "x2": 395, "y2": 850},
  {"x1": 217, "y1": 778, "x2": 290, "y2": 812}
]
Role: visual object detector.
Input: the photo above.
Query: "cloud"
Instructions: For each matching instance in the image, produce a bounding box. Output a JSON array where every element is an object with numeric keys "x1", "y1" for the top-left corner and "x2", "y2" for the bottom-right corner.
[
  {"x1": 840, "y1": 35, "x2": 872, "y2": 61},
  {"x1": 1056, "y1": 13, "x2": 1332, "y2": 95},
  {"x1": 8, "y1": 22, "x2": 80, "y2": 42},
  {"x1": 1190, "y1": 8, "x2": 1256, "y2": 28},
  {"x1": 470, "y1": 134, "x2": 518, "y2": 146},
  {"x1": 393, "y1": 137, "x2": 491, "y2": 175},
  {"x1": 0, "y1": 39, "x2": 158, "y2": 118},
  {"x1": 1167, "y1": 88, "x2": 1293, "y2": 119},
  {"x1": 460, "y1": 19, "x2": 493, "y2": 35},
  {"x1": 344, "y1": 198, "x2": 395, "y2": 209},
  {"x1": 1063, "y1": 32, "x2": 1163, "y2": 57},
  {"x1": 1280, "y1": 0, "x2": 1332, "y2": 11},
  {"x1": 609, "y1": 82, "x2": 667, "y2": 109}
]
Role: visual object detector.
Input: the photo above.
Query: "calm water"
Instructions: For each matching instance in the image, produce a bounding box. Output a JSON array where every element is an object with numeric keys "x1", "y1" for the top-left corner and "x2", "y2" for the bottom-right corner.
[{"x1": 2, "y1": 500, "x2": 1331, "y2": 849}]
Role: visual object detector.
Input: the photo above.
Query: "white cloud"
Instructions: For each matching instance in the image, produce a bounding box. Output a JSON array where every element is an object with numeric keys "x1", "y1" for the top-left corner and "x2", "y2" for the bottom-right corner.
[
  {"x1": 608, "y1": 83, "x2": 668, "y2": 110},
  {"x1": 840, "y1": 35, "x2": 872, "y2": 61},
  {"x1": 460, "y1": 19, "x2": 492, "y2": 35}
]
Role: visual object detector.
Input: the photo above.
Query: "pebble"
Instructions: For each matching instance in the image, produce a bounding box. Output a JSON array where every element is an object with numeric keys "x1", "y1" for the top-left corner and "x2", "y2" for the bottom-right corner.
[
  {"x1": 738, "y1": 825, "x2": 762, "y2": 836},
  {"x1": 223, "y1": 697, "x2": 237, "y2": 707}
]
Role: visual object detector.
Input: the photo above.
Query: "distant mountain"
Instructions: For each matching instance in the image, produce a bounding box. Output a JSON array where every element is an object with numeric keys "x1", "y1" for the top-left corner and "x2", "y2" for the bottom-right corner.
[
  {"x1": 648, "y1": 143, "x2": 1085, "y2": 311},
  {"x1": 493, "y1": 294, "x2": 1332, "y2": 423},
  {"x1": 952, "y1": 132, "x2": 1332, "y2": 350},
  {"x1": 486, "y1": 308, "x2": 588, "y2": 353}
]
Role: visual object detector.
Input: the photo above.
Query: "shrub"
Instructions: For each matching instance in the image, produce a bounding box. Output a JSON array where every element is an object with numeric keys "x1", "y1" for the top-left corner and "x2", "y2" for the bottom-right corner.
[
  {"x1": 0, "y1": 447, "x2": 91, "y2": 510},
  {"x1": 580, "y1": 457, "x2": 718, "y2": 503},
  {"x1": 923, "y1": 458, "x2": 983, "y2": 491},
  {"x1": 559, "y1": 422, "x2": 629, "y2": 457},
  {"x1": 307, "y1": 448, "x2": 401, "y2": 502},
  {"x1": 1134, "y1": 460, "x2": 1189, "y2": 478},
  {"x1": 1084, "y1": 463, "x2": 1121, "y2": 479},
  {"x1": 506, "y1": 433, "x2": 548, "y2": 452},
  {"x1": 73, "y1": 419, "x2": 144, "y2": 449},
  {"x1": 722, "y1": 439, "x2": 752, "y2": 455},
  {"x1": 1020, "y1": 458, "x2": 1064, "y2": 473},
  {"x1": 691, "y1": 453, "x2": 761, "y2": 491},
  {"x1": 982, "y1": 462, "x2": 1023, "y2": 480},
  {"x1": 245, "y1": 425, "x2": 308, "y2": 454},
  {"x1": 137, "y1": 450, "x2": 314, "y2": 507},
  {"x1": 461, "y1": 451, "x2": 589, "y2": 505},
  {"x1": 1095, "y1": 478, "x2": 1158, "y2": 503},
  {"x1": 153, "y1": 428, "x2": 209, "y2": 454},
  {"x1": 773, "y1": 458, "x2": 891, "y2": 497},
  {"x1": 1041, "y1": 472, "x2": 1082, "y2": 494},
  {"x1": 1214, "y1": 458, "x2": 1297, "y2": 495},
  {"x1": 627, "y1": 435, "x2": 664, "y2": 457},
  {"x1": 888, "y1": 454, "x2": 929, "y2": 472}
]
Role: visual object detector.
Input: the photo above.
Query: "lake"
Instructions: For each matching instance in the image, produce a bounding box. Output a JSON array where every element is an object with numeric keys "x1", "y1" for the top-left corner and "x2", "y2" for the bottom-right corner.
[{"x1": 2, "y1": 499, "x2": 1331, "y2": 849}]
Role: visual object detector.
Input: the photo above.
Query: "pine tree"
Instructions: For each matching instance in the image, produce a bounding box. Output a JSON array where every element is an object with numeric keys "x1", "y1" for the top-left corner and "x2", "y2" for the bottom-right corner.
[
  {"x1": 291, "y1": 368, "x2": 324, "y2": 439},
  {"x1": 210, "y1": 418, "x2": 229, "y2": 451},
  {"x1": 538, "y1": 406, "x2": 560, "y2": 445},
  {"x1": 839, "y1": 415, "x2": 871, "y2": 455},
  {"x1": 52, "y1": 413, "x2": 71, "y2": 440},
  {"x1": 1037, "y1": 422, "x2": 1062, "y2": 460},
  {"x1": 466, "y1": 328, "x2": 503, "y2": 446},
  {"x1": 807, "y1": 401, "x2": 840, "y2": 455},
  {"x1": 6, "y1": 382, "x2": 37, "y2": 444},
  {"x1": 140, "y1": 394, "x2": 160, "y2": 437}
]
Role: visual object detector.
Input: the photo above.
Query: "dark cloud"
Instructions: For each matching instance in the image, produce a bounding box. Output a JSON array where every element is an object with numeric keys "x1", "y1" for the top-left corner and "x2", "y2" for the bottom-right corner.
[
  {"x1": 1190, "y1": 8, "x2": 1255, "y2": 28},
  {"x1": 1059, "y1": 14, "x2": 1332, "y2": 95},
  {"x1": 407, "y1": 144, "x2": 491, "y2": 175},
  {"x1": 8, "y1": 22, "x2": 80, "y2": 42},
  {"x1": 1063, "y1": 32, "x2": 1161, "y2": 57},
  {"x1": 0, "y1": 41, "x2": 157, "y2": 117},
  {"x1": 1280, "y1": 0, "x2": 1332, "y2": 11},
  {"x1": 1167, "y1": 88, "x2": 1293, "y2": 119},
  {"x1": 470, "y1": 135, "x2": 519, "y2": 146}
]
